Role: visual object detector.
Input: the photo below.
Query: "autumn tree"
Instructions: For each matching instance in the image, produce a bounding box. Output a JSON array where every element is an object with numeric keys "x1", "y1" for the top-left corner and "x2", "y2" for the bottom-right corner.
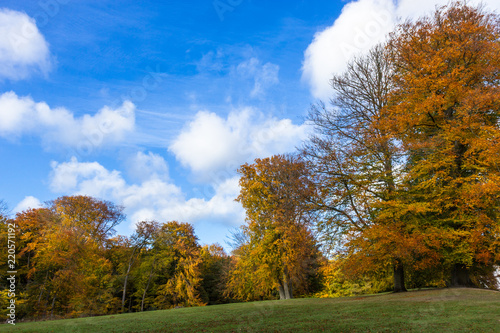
[
  {"x1": 151, "y1": 221, "x2": 205, "y2": 309},
  {"x1": 232, "y1": 155, "x2": 322, "y2": 300},
  {"x1": 11, "y1": 208, "x2": 57, "y2": 317},
  {"x1": 120, "y1": 220, "x2": 159, "y2": 312},
  {"x1": 301, "y1": 45, "x2": 433, "y2": 292},
  {"x1": 2, "y1": 196, "x2": 220, "y2": 319},
  {"x1": 386, "y1": 1, "x2": 500, "y2": 286},
  {"x1": 14, "y1": 196, "x2": 125, "y2": 318},
  {"x1": 199, "y1": 244, "x2": 232, "y2": 305}
]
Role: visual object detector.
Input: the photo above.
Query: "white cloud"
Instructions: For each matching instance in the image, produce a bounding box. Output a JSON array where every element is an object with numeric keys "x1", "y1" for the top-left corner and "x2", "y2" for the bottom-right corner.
[
  {"x1": 0, "y1": 8, "x2": 51, "y2": 80},
  {"x1": 0, "y1": 91, "x2": 135, "y2": 150},
  {"x1": 50, "y1": 157, "x2": 125, "y2": 195},
  {"x1": 49, "y1": 156, "x2": 245, "y2": 229},
  {"x1": 236, "y1": 58, "x2": 279, "y2": 97},
  {"x1": 302, "y1": 0, "x2": 395, "y2": 100},
  {"x1": 158, "y1": 176, "x2": 244, "y2": 227},
  {"x1": 127, "y1": 151, "x2": 169, "y2": 182},
  {"x1": 169, "y1": 108, "x2": 309, "y2": 179},
  {"x1": 302, "y1": 0, "x2": 500, "y2": 100},
  {"x1": 396, "y1": 0, "x2": 500, "y2": 21},
  {"x1": 14, "y1": 196, "x2": 42, "y2": 213}
]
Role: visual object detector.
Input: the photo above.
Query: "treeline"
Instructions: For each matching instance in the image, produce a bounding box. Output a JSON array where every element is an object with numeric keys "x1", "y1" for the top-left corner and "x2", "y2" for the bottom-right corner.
[
  {"x1": 0, "y1": 196, "x2": 239, "y2": 320},
  {"x1": 0, "y1": 193, "x2": 391, "y2": 321},
  {"x1": 1, "y1": 1, "x2": 500, "y2": 321}
]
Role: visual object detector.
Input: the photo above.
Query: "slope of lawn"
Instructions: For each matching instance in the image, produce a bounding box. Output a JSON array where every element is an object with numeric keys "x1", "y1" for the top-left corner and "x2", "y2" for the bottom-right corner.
[{"x1": 1, "y1": 288, "x2": 499, "y2": 332}]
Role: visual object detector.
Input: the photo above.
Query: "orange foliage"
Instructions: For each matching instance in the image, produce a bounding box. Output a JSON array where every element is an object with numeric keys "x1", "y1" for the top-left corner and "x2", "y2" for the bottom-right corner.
[{"x1": 386, "y1": 2, "x2": 500, "y2": 275}]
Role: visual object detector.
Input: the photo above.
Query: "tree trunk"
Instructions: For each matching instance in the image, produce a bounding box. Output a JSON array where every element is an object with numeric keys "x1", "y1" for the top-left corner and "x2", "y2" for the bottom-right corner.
[
  {"x1": 451, "y1": 264, "x2": 473, "y2": 287},
  {"x1": 141, "y1": 257, "x2": 156, "y2": 312},
  {"x1": 278, "y1": 271, "x2": 293, "y2": 300},
  {"x1": 393, "y1": 261, "x2": 407, "y2": 292},
  {"x1": 38, "y1": 271, "x2": 49, "y2": 304},
  {"x1": 50, "y1": 296, "x2": 56, "y2": 319},
  {"x1": 284, "y1": 282, "x2": 293, "y2": 299},
  {"x1": 122, "y1": 247, "x2": 137, "y2": 311},
  {"x1": 122, "y1": 264, "x2": 131, "y2": 311},
  {"x1": 278, "y1": 285, "x2": 286, "y2": 300}
]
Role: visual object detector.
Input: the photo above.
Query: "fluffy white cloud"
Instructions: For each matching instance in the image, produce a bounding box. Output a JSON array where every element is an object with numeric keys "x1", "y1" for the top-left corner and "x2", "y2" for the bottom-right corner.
[
  {"x1": 14, "y1": 196, "x2": 42, "y2": 213},
  {"x1": 302, "y1": 0, "x2": 500, "y2": 100},
  {"x1": 169, "y1": 108, "x2": 309, "y2": 178},
  {"x1": 302, "y1": 0, "x2": 395, "y2": 100},
  {"x1": 50, "y1": 157, "x2": 126, "y2": 195},
  {"x1": 127, "y1": 151, "x2": 169, "y2": 182},
  {"x1": 0, "y1": 91, "x2": 135, "y2": 150},
  {"x1": 0, "y1": 8, "x2": 51, "y2": 80},
  {"x1": 49, "y1": 156, "x2": 245, "y2": 229}
]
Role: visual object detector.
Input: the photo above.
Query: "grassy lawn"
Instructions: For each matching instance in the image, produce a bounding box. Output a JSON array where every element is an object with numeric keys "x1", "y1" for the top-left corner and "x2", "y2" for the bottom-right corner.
[{"x1": 1, "y1": 288, "x2": 498, "y2": 332}]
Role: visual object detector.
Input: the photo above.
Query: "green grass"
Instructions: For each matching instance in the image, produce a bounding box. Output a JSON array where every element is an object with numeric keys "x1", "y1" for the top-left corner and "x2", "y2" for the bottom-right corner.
[{"x1": 1, "y1": 288, "x2": 499, "y2": 332}]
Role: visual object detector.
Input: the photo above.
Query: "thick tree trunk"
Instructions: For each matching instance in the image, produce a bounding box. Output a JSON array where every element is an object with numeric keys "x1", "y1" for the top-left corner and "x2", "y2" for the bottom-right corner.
[
  {"x1": 283, "y1": 278, "x2": 293, "y2": 299},
  {"x1": 278, "y1": 285, "x2": 286, "y2": 300},
  {"x1": 451, "y1": 264, "x2": 473, "y2": 287},
  {"x1": 278, "y1": 271, "x2": 293, "y2": 300},
  {"x1": 393, "y1": 261, "x2": 407, "y2": 292}
]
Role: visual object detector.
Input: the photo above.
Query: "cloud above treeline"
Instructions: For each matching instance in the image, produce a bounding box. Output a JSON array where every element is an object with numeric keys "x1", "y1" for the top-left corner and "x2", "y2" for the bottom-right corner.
[
  {"x1": 169, "y1": 107, "x2": 309, "y2": 181},
  {"x1": 302, "y1": 0, "x2": 500, "y2": 100},
  {"x1": 48, "y1": 154, "x2": 245, "y2": 230}
]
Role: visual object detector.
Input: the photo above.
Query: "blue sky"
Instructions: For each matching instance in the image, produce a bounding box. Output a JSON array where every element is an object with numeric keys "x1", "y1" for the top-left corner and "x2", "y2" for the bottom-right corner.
[{"x1": 1, "y1": 0, "x2": 499, "y2": 249}]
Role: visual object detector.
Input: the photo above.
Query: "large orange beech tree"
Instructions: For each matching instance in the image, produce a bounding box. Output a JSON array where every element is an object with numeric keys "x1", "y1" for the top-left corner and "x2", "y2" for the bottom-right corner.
[
  {"x1": 386, "y1": 2, "x2": 500, "y2": 286},
  {"x1": 231, "y1": 155, "x2": 322, "y2": 300},
  {"x1": 301, "y1": 45, "x2": 440, "y2": 292}
]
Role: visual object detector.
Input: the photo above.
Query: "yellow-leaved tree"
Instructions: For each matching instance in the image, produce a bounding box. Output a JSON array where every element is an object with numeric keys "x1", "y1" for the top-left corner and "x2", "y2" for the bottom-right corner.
[{"x1": 229, "y1": 155, "x2": 322, "y2": 300}]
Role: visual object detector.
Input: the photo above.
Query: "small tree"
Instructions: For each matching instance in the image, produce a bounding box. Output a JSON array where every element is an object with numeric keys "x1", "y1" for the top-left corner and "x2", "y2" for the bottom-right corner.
[
  {"x1": 233, "y1": 155, "x2": 321, "y2": 300},
  {"x1": 153, "y1": 221, "x2": 205, "y2": 308}
]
